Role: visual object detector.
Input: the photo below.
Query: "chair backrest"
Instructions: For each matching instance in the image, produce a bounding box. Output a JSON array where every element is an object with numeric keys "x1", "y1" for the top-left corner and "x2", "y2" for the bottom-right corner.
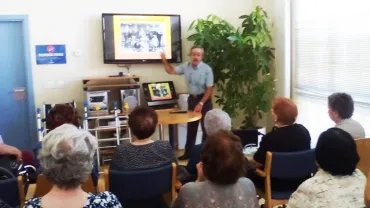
[
  {"x1": 106, "y1": 163, "x2": 175, "y2": 202},
  {"x1": 34, "y1": 174, "x2": 96, "y2": 197},
  {"x1": 186, "y1": 144, "x2": 202, "y2": 175},
  {"x1": 355, "y1": 138, "x2": 370, "y2": 175},
  {"x1": 0, "y1": 176, "x2": 24, "y2": 207},
  {"x1": 268, "y1": 149, "x2": 317, "y2": 179}
]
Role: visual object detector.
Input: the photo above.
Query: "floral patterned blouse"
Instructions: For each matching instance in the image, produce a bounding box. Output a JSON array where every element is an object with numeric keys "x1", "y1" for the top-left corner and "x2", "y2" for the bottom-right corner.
[
  {"x1": 288, "y1": 169, "x2": 366, "y2": 208},
  {"x1": 24, "y1": 191, "x2": 122, "y2": 208}
]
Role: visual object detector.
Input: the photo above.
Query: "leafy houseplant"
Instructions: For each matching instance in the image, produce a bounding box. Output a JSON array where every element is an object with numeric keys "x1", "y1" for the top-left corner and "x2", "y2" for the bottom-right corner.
[{"x1": 187, "y1": 6, "x2": 275, "y2": 130}]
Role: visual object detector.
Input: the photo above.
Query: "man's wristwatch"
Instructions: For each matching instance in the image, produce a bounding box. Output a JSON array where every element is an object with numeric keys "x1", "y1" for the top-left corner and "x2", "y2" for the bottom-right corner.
[{"x1": 198, "y1": 102, "x2": 204, "y2": 106}]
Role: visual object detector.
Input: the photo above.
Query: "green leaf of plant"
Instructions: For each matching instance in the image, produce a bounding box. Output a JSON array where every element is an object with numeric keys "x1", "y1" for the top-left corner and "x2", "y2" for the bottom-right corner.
[
  {"x1": 186, "y1": 6, "x2": 274, "y2": 128},
  {"x1": 187, "y1": 33, "x2": 201, "y2": 41},
  {"x1": 239, "y1": 15, "x2": 249, "y2": 19},
  {"x1": 188, "y1": 20, "x2": 196, "y2": 30}
]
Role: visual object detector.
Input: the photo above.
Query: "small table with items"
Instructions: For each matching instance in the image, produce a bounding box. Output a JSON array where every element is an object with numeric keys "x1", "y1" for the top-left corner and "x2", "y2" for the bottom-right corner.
[{"x1": 156, "y1": 109, "x2": 202, "y2": 149}]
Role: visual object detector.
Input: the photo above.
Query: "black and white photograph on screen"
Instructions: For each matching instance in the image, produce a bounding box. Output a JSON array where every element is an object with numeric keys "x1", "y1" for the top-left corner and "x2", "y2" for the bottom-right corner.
[{"x1": 120, "y1": 23, "x2": 166, "y2": 53}]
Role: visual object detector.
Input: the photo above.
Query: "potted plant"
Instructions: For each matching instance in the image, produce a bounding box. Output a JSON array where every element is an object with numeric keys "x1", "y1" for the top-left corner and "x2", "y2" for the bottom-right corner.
[{"x1": 187, "y1": 6, "x2": 275, "y2": 146}]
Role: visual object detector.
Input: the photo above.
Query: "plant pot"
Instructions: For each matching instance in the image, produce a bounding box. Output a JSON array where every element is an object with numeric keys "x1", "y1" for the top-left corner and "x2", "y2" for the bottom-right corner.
[{"x1": 232, "y1": 127, "x2": 266, "y2": 147}]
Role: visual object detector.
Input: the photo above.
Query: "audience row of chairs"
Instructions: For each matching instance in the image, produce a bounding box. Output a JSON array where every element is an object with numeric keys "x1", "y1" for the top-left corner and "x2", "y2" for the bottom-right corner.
[
  {"x1": 0, "y1": 162, "x2": 179, "y2": 208},
  {"x1": 2, "y1": 137, "x2": 369, "y2": 208}
]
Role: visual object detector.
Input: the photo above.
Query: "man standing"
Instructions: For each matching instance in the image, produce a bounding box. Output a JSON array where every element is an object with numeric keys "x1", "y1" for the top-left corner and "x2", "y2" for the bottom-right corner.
[{"x1": 160, "y1": 47, "x2": 214, "y2": 160}]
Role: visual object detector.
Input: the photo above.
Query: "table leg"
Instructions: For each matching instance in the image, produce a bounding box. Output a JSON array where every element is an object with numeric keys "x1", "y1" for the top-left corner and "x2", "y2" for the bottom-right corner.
[
  {"x1": 168, "y1": 124, "x2": 179, "y2": 150},
  {"x1": 159, "y1": 124, "x2": 164, "y2": 140},
  {"x1": 169, "y1": 124, "x2": 174, "y2": 149}
]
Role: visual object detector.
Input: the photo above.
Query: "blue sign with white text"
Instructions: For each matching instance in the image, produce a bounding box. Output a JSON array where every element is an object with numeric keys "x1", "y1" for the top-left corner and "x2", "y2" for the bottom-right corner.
[{"x1": 35, "y1": 45, "x2": 66, "y2": 64}]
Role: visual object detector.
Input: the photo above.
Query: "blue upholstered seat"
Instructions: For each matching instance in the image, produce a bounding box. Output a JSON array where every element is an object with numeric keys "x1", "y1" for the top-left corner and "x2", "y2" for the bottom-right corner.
[
  {"x1": 0, "y1": 177, "x2": 21, "y2": 207},
  {"x1": 107, "y1": 163, "x2": 175, "y2": 208}
]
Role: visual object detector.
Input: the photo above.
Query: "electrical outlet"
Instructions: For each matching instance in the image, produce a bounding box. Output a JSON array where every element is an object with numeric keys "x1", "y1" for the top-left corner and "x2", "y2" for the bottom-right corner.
[
  {"x1": 43, "y1": 81, "x2": 55, "y2": 89},
  {"x1": 56, "y1": 81, "x2": 65, "y2": 88},
  {"x1": 74, "y1": 50, "x2": 81, "y2": 57}
]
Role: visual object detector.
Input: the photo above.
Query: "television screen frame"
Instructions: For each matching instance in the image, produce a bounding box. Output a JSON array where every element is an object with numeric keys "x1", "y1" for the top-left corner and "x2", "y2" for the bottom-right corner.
[{"x1": 102, "y1": 13, "x2": 183, "y2": 64}]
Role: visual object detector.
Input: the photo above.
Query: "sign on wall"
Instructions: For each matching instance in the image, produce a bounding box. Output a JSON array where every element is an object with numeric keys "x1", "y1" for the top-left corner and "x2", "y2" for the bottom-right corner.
[{"x1": 35, "y1": 45, "x2": 66, "y2": 64}]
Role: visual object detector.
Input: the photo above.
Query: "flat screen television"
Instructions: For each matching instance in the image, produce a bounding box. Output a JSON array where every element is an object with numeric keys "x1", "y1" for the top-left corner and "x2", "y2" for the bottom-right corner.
[{"x1": 102, "y1": 13, "x2": 182, "y2": 64}]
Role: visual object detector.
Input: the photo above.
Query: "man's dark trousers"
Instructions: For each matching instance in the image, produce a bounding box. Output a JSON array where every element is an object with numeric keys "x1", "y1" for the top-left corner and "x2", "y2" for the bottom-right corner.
[{"x1": 184, "y1": 94, "x2": 212, "y2": 156}]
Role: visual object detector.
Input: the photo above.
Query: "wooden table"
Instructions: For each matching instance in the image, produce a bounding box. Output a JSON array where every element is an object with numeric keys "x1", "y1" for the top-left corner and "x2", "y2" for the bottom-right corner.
[{"x1": 156, "y1": 109, "x2": 202, "y2": 149}]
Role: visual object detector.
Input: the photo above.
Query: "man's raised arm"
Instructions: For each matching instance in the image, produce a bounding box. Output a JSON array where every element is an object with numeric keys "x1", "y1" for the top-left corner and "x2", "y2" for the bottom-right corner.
[{"x1": 160, "y1": 53, "x2": 176, "y2": 74}]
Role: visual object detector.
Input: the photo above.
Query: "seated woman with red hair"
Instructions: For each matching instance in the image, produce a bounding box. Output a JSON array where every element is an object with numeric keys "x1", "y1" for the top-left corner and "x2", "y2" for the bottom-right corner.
[
  {"x1": 247, "y1": 97, "x2": 311, "y2": 191},
  {"x1": 34, "y1": 104, "x2": 99, "y2": 185}
]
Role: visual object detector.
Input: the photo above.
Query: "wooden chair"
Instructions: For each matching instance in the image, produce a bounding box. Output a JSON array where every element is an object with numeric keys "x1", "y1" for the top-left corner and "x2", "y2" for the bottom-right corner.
[
  {"x1": 104, "y1": 163, "x2": 177, "y2": 208},
  {"x1": 0, "y1": 176, "x2": 25, "y2": 207},
  {"x1": 26, "y1": 174, "x2": 96, "y2": 199},
  {"x1": 255, "y1": 150, "x2": 317, "y2": 208},
  {"x1": 355, "y1": 138, "x2": 370, "y2": 176}
]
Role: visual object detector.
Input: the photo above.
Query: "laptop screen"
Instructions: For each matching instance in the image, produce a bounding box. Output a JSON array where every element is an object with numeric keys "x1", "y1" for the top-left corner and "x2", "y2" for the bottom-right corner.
[{"x1": 148, "y1": 82, "x2": 173, "y2": 101}]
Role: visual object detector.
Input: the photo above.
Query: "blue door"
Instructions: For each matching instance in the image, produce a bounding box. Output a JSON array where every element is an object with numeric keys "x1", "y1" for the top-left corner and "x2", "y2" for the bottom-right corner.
[{"x1": 0, "y1": 16, "x2": 36, "y2": 150}]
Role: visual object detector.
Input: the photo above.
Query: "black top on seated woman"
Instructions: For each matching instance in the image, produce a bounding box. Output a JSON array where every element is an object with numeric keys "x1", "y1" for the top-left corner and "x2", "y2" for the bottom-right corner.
[
  {"x1": 111, "y1": 106, "x2": 177, "y2": 170},
  {"x1": 248, "y1": 97, "x2": 311, "y2": 191}
]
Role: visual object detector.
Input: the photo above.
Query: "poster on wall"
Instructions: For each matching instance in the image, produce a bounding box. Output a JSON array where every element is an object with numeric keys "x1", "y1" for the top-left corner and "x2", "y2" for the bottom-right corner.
[{"x1": 35, "y1": 45, "x2": 66, "y2": 64}]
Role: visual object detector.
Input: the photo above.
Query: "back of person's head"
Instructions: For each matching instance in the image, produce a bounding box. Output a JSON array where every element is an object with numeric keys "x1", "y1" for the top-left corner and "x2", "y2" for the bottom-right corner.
[
  {"x1": 40, "y1": 124, "x2": 97, "y2": 190},
  {"x1": 328, "y1": 92, "x2": 354, "y2": 119},
  {"x1": 272, "y1": 97, "x2": 298, "y2": 125},
  {"x1": 46, "y1": 104, "x2": 80, "y2": 131},
  {"x1": 128, "y1": 106, "x2": 158, "y2": 139},
  {"x1": 204, "y1": 109, "x2": 231, "y2": 135},
  {"x1": 201, "y1": 130, "x2": 245, "y2": 185},
  {"x1": 316, "y1": 128, "x2": 359, "y2": 176}
]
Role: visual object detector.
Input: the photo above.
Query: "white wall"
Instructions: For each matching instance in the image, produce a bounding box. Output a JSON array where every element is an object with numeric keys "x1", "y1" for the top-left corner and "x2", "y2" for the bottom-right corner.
[
  {"x1": 250, "y1": 0, "x2": 290, "y2": 130},
  {"x1": 2, "y1": 0, "x2": 276, "y2": 140},
  {"x1": 1, "y1": 0, "x2": 260, "y2": 110}
]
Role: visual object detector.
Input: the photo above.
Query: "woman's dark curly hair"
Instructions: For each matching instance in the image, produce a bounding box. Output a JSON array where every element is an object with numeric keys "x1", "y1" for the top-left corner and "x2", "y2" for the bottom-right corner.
[
  {"x1": 201, "y1": 130, "x2": 245, "y2": 185},
  {"x1": 46, "y1": 104, "x2": 81, "y2": 131}
]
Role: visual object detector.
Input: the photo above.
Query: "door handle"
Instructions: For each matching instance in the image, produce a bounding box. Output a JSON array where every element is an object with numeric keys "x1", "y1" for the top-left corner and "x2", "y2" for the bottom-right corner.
[{"x1": 14, "y1": 87, "x2": 26, "y2": 92}]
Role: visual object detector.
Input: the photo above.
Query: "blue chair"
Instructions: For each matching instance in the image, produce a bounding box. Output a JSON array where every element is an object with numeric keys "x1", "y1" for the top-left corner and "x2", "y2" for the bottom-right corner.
[
  {"x1": 255, "y1": 149, "x2": 317, "y2": 208},
  {"x1": 0, "y1": 175, "x2": 24, "y2": 208},
  {"x1": 186, "y1": 144, "x2": 202, "y2": 175},
  {"x1": 104, "y1": 163, "x2": 177, "y2": 208}
]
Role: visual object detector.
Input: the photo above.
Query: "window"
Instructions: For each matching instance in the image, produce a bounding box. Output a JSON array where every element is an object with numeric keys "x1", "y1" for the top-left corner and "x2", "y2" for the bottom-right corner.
[{"x1": 292, "y1": 0, "x2": 370, "y2": 146}]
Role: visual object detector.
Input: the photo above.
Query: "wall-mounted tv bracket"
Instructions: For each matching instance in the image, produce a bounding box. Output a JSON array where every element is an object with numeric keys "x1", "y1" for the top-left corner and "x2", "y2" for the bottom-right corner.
[{"x1": 117, "y1": 64, "x2": 132, "y2": 75}]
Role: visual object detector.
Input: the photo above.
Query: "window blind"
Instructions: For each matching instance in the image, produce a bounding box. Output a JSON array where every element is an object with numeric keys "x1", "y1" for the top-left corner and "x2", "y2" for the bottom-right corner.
[{"x1": 292, "y1": 0, "x2": 370, "y2": 145}]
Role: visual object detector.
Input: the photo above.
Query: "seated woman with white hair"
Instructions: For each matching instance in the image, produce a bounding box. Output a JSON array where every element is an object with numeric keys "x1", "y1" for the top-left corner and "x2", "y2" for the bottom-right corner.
[
  {"x1": 24, "y1": 124, "x2": 122, "y2": 208},
  {"x1": 204, "y1": 108, "x2": 232, "y2": 135},
  {"x1": 184, "y1": 109, "x2": 232, "y2": 182}
]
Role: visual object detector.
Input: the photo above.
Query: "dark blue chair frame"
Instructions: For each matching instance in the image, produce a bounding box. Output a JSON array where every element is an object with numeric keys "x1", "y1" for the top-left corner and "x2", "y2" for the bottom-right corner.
[
  {"x1": 104, "y1": 163, "x2": 177, "y2": 208},
  {"x1": 255, "y1": 149, "x2": 317, "y2": 208},
  {"x1": 0, "y1": 175, "x2": 24, "y2": 207}
]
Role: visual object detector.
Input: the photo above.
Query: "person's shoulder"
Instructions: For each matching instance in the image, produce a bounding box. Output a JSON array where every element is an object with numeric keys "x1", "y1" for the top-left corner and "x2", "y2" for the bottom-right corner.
[
  {"x1": 353, "y1": 169, "x2": 367, "y2": 181},
  {"x1": 294, "y1": 123, "x2": 309, "y2": 130},
  {"x1": 201, "y1": 62, "x2": 213, "y2": 71},
  {"x1": 179, "y1": 62, "x2": 191, "y2": 68},
  {"x1": 154, "y1": 140, "x2": 172, "y2": 147},
  {"x1": 238, "y1": 177, "x2": 257, "y2": 190},
  {"x1": 115, "y1": 143, "x2": 131, "y2": 152},
  {"x1": 351, "y1": 119, "x2": 366, "y2": 129},
  {"x1": 263, "y1": 129, "x2": 276, "y2": 140},
  {"x1": 237, "y1": 178, "x2": 259, "y2": 196},
  {"x1": 293, "y1": 124, "x2": 311, "y2": 135},
  {"x1": 24, "y1": 197, "x2": 42, "y2": 208},
  {"x1": 179, "y1": 181, "x2": 201, "y2": 192},
  {"x1": 238, "y1": 177, "x2": 255, "y2": 186},
  {"x1": 88, "y1": 191, "x2": 122, "y2": 207},
  {"x1": 300, "y1": 169, "x2": 328, "y2": 186}
]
